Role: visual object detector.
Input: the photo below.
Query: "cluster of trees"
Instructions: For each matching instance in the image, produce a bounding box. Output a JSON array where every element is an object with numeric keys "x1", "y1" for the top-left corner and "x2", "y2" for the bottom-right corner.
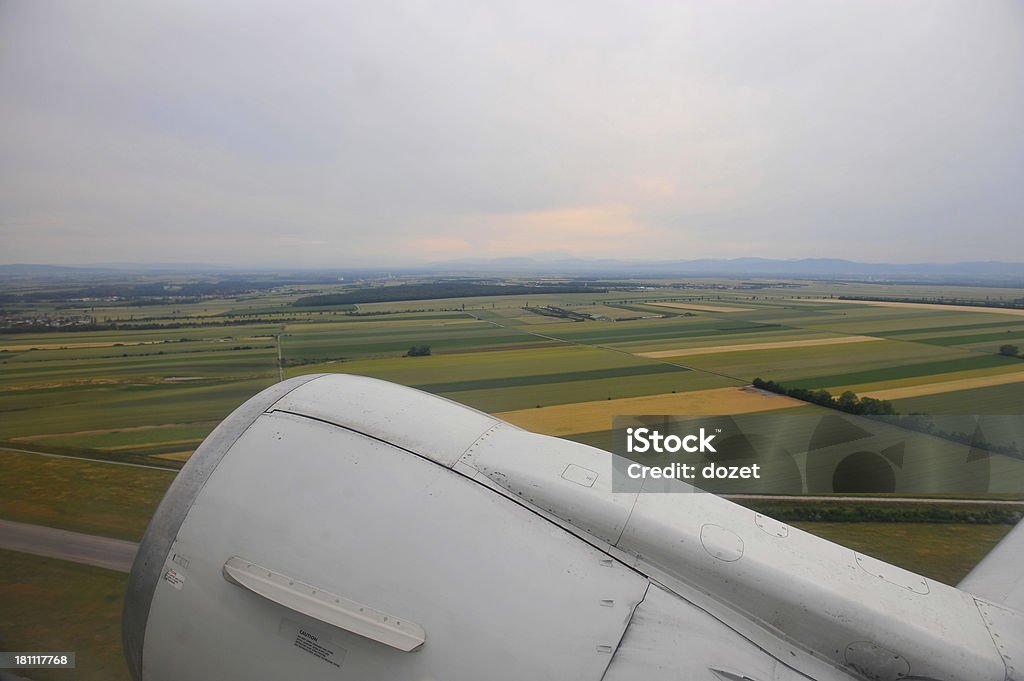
[
  {"x1": 752, "y1": 378, "x2": 896, "y2": 415},
  {"x1": 0, "y1": 279, "x2": 288, "y2": 304},
  {"x1": 294, "y1": 283, "x2": 606, "y2": 307},
  {"x1": 523, "y1": 305, "x2": 591, "y2": 321},
  {"x1": 999, "y1": 344, "x2": 1022, "y2": 358},
  {"x1": 836, "y1": 295, "x2": 1024, "y2": 311},
  {"x1": 405, "y1": 345, "x2": 431, "y2": 357},
  {"x1": 0, "y1": 317, "x2": 302, "y2": 334},
  {"x1": 746, "y1": 501, "x2": 1021, "y2": 524},
  {"x1": 889, "y1": 414, "x2": 1023, "y2": 459}
]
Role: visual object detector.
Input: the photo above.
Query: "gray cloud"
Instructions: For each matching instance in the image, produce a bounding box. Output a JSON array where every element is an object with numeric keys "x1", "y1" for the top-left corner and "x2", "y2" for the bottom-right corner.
[{"x1": 1, "y1": 0, "x2": 1022, "y2": 266}]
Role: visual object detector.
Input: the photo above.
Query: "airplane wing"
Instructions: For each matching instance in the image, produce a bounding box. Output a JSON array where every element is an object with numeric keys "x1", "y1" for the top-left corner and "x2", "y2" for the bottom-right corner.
[
  {"x1": 123, "y1": 374, "x2": 1023, "y2": 681},
  {"x1": 959, "y1": 519, "x2": 1024, "y2": 611}
]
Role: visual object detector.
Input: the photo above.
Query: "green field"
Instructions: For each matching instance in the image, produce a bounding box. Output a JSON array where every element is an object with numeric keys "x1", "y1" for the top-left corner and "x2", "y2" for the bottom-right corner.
[
  {"x1": 0, "y1": 549, "x2": 130, "y2": 681},
  {"x1": 791, "y1": 522, "x2": 1013, "y2": 586},
  {"x1": 3, "y1": 277, "x2": 1022, "y2": 463},
  {"x1": 0, "y1": 378, "x2": 274, "y2": 450},
  {"x1": 678, "y1": 341, "x2": 965, "y2": 382},
  {"x1": 2, "y1": 274, "x2": 1023, "y2": 681},
  {"x1": 288, "y1": 344, "x2": 624, "y2": 381},
  {"x1": 892, "y1": 382, "x2": 1024, "y2": 415},
  {"x1": 436, "y1": 369, "x2": 739, "y2": 413},
  {"x1": 0, "y1": 451, "x2": 173, "y2": 540},
  {"x1": 788, "y1": 354, "x2": 1019, "y2": 390}
]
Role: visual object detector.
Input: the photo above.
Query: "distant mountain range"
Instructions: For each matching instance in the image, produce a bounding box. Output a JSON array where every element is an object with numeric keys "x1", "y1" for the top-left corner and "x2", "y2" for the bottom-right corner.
[
  {"x1": 0, "y1": 263, "x2": 235, "y2": 276},
  {"x1": 2, "y1": 258, "x2": 1023, "y2": 284}
]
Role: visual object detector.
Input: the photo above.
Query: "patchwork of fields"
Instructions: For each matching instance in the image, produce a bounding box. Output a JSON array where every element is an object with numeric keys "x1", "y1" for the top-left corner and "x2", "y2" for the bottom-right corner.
[
  {"x1": 496, "y1": 386, "x2": 803, "y2": 435},
  {"x1": 2, "y1": 278, "x2": 1023, "y2": 679},
  {"x1": 3, "y1": 283, "x2": 1023, "y2": 467}
]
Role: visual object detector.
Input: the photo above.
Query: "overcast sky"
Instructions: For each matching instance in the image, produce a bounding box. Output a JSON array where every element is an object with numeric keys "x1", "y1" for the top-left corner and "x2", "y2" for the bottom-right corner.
[{"x1": 1, "y1": 1, "x2": 1022, "y2": 266}]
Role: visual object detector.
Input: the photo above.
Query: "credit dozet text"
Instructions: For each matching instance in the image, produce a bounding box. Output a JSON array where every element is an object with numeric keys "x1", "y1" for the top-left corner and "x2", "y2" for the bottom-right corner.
[{"x1": 625, "y1": 462, "x2": 761, "y2": 480}]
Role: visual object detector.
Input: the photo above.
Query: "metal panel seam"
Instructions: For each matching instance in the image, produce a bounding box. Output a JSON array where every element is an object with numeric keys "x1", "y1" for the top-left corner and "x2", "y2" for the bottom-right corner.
[
  {"x1": 599, "y1": 580, "x2": 652, "y2": 681},
  {"x1": 266, "y1": 409, "x2": 655, "y2": 583}
]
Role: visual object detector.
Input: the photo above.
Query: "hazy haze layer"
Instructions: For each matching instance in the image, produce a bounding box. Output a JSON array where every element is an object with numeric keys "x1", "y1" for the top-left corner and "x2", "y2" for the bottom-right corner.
[{"x1": 1, "y1": 1, "x2": 1022, "y2": 266}]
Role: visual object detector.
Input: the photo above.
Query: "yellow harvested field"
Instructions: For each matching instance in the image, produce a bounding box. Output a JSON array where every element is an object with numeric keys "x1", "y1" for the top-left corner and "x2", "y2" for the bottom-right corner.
[
  {"x1": 826, "y1": 364, "x2": 1024, "y2": 395},
  {"x1": 637, "y1": 335, "x2": 881, "y2": 358},
  {"x1": 647, "y1": 302, "x2": 753, "y2": 313},
  {"x1": 153, "y1": 451, "x2": 194, "y2": 462},
  {"x1": 495, "y1": 387, "x2": 804, "y2": 436},
  {"x1": 0, "y1": 340, "x2": 166, "y2": 351},
  {"x1": 861, "y1": 372, "x2": 1024, "y2": 400},
  {"x1": 805, "y1": 299, "x2": 1024, "y2": 317}
]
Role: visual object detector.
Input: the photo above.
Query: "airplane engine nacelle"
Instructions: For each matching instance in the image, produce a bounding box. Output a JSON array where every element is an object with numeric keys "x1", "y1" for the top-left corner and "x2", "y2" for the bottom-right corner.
[
  {"x1": 123, "y1": 374, "x2": 650, "y2": 681},
  {"x1": 124, "y1": 374, "x2": 1023, "y2": 681}
]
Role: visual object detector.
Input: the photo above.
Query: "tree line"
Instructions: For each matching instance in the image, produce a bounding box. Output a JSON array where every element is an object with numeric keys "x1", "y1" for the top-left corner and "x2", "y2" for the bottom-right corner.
[
  {"x1": 294, "y1": 283, "x2": 606, "y2": 307},
  {"x1": 752, "y1": 378, "x2": 897, "y2": 415}
]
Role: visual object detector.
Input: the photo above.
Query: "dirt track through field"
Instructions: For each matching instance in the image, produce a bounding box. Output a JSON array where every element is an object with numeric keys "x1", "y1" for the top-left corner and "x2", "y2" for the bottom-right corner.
[
  {"x1": 637, "y1": 335, "x2": 882, "y2": 359},
  {"x1": 861, "y1": 371, "x2": 1024, "y2": 400},
  {"x1": 647, "y1": 302, "x2": 753, "y2": 313},
  {"x1": 495, "y1": 386, "x2": 803, "y2": 436},
  {"x1": 805, "y1": 299, "x2": 1024, "y2": 317}
]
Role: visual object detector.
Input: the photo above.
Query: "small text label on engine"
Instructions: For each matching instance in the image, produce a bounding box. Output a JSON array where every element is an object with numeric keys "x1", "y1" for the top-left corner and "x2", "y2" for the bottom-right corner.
[
  {"x1": 162, "y1": 568, "x2": 185, "y2": 590},
  {"x1": 280, "y1": 619, "x2": 347, "y2": 669}
]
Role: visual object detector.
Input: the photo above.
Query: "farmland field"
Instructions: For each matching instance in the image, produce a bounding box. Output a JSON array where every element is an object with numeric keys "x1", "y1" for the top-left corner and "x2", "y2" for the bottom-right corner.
[
  {"x1": 806, "y1": 298, "x2": 1024, "y2": 317},
  {"x1": 862, "y1": 370, "x2": 1024, "y2": 400},
  {"x1": 3, "y1": 276, "x2": 1022, "y2": 461},
  {"x1": 1, "y1": 273, "x2": 1022, "y2": 677},
  {"x1": 788, "y1": 522, "x2": 1014, "y2": 586},
  {"x1": 496, "y1": 386, "x2": 803, "y2": 436},
  {"x1": 637, "y1": 334, "x2": 882, "y2": 358},
  {"x1": 645, "y1": 301, "x2": 754, "y2": 312},
  {"x1": 0, "y1": 450, "x2": 173, "y2": 540},
  {"x1": 890, "y1": 382, "x2": 1024, "y2": 415},
  {"x1": 0, "y1": 549, "x2": 131, "y2": 681}
]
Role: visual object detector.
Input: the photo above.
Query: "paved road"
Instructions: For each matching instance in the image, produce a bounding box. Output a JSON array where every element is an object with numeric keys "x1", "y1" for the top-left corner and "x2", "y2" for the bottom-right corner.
[{"x1": 0, "y1": 519, "x2": 138, "y2": 573}]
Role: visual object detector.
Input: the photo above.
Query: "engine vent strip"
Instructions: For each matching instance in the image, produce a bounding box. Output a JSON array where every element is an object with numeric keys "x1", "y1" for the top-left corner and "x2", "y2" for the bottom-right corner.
[{"x1": 222, "y1": 556, "x2": 426, "y2": 652}]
